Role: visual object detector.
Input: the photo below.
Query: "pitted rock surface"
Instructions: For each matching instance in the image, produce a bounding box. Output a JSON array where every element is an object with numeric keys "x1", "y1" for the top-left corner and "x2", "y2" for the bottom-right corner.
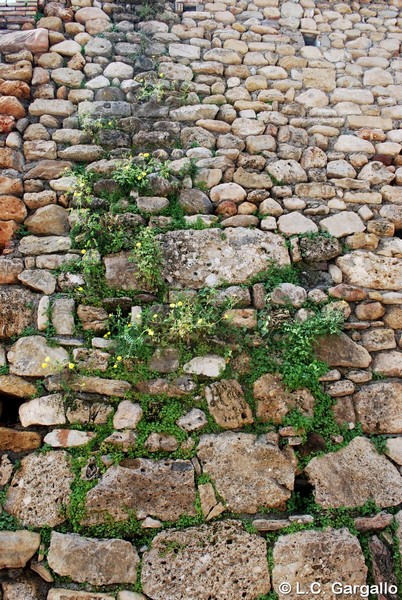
[
  {"x1": 272, "y1": 528, "x2": 367, "y2": 600},
  {"x1": 353, "y1": 382, "x2": 402, "y2": 434},
  {"x1": 5, "y1": 451, "x2": 73, "y2": 527},
  {"x1": 160, "y1": 228, "x2": 290, "y2": 289},
  {"x1": 205, "y1": 379, "x2": 253, "y2": 429},
  {"x1": 47, "y1": 532, "x2": 139, "y2": 585},
  {"x1": 197, "y1": 433, "x2": 295, "y2": 512},
  {"x1": 142, "y1": 521, "x2": 270, "y2": 600},
  {"x1": 305, "y1": 437, "x2": 402, "y2": 509},
  {"x1": 83, "y1": 459, "x2": 196, "y2": 524}
]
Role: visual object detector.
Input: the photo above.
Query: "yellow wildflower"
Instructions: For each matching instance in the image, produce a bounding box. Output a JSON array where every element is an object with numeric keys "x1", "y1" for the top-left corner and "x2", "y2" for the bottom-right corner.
[
  {"x1": 113, "y1": 364, "x2": 118, "y2": 369},
  {"x1": 141, "y1": 171, "x2": 147, "y2": 177},
  {"x1": 169, "y1": 303, "x2": 176, "y2": 308},
  {"x1": 147, "y1": 329, "x2": 155, "y2": 337},
  {"x1": 197, "y1": 318, "x2": 203, "y2": 325},
  {"x1": 41, "y1": 363, "x2": 48, "y2": 369},
  {"x1": 136, "y1": 242, "x2": 142, "y2": 248},
  {"x1": 127, "y1": 323, "x2": 132, "y2": 328},
  {"x1": 224, "y1": 314, "x2": 229, "y2": 320},
  {"x1": 117, "y1": 356, "x2": 122, "y2": 361},
  {"x1": 68, "y1": 363, "x2": 75, "y2": 370},
  {"x1": 77, "y1": 287, "x2": 84, "y2": 292},
  {"x1": 177, "y1": 301, "x2": 183, "y2": 307},
  {"x1": 45, "y1": 356, "x2": 50, "y2": 362},
  {"x1": 159, "y1": 73, "x2": 164, "y2": 78},
  {"x1": 143, "y1": 152, "x2": 150, "y2": 158},
  {"x1": 81, "y1": 249, "x2": 87, "y2": 254}
]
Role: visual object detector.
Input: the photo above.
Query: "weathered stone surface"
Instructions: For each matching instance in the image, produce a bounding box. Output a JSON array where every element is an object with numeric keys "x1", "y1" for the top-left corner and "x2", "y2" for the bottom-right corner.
[
  {"x1": 69, "y1": 376, "x2": 131, "y2": 397},
  {"x1": 0, "y1": 196, "x2": 27, "y2": 222},
  {"x1": 48, "y1": 532, "x2": 139, "y2": 585},
  {"x1": 0, "y1": 28, "x2": 48, "y2": 53},
  {"x1": 19, "y1": 394, "x2": 65, "y2": 427},
  {"x1": 0, "y1": 531, "x2": 40, "y2": 569},
  {"x1": 8, "y1": 336, "x2": 69, "y2": 377},
  {"x1": 25, "y1": 205, "x2": 69, "y2": 235},
  {"x1": 197, "y1": 433, "x2": 295, "y2": 512},
  {"x1": 205, "y1": 379, "x2": 253, "y2": 429},
  {"x1": 0, "y1": 374, "x2": 36, "y2": 398},
  {"x1": 0, "y1": 427, "x2": 41, "y2": 452},
  {"x1": 142, "y1": 521, "x2": 270, "y2": 600},
  {"x1": 305, "y1": 437, "x2": 402, "y2": 508},
  {"x1": 48, "y1": 592, "x2": 114, "y2": 600},
  {"x1": 272, "y1": 528, "x2": 367, "y2": 600},
  {"x1": 84, "y1": 460, "x2": 196, "y2": 524},
  {"x1": 0, "y1": 286, "x2": 36, "y2": 340},
  {"x1": 253, "y1": 373, "x2": 314, "y2": 424},
  {"x1": 320, "y1": 212, "x2": 365, "y2": 238},
  {"x1": 104, "y1": 252, "x2": 149, "y2": 292},
  {"x1": 18, "y1": 269, "x2": 56, "y2": 295},
  {"x1": 337, "y1": 253, "x2": 402, "y2": 290},
  {"x1": 353, "y1": 382, "x2": 402, "y2": 434},
  {"x1": 29, "y1": 99, "x2": 75, "y2": 117},
  {"x1": 5, "y1": 451, "x2": 73, "y2": 527},
  {"x1": 277, "y1": 213, "x2": 317, "y2": 235},
  {"x1": 177, "y1": 408, "x2": 207, "y2": 432},
  {"x1": 373, "y1": 351, "x2": 402, "y2": 377},
  {"x1": 314, "y1": 333, "x2": 371, "y2": 368},
  {"x1": 266, "y1": 160, "x2": 307, "y2": 185},
  {"x1": 183, "y1": 354, "x2": 226, "y2": 378},
  {"x1": 19, "y1": 235, "x2": 72, "y2": 255},
  {"x1": 44, "y1": 429, "x2": 94, "y2": 448},
  {"x1": 160, "y1": 228, "x2": 289, "y2": 289},
  {"x1": 113, "y1": 401, "x2": 143, "y2": 430}
]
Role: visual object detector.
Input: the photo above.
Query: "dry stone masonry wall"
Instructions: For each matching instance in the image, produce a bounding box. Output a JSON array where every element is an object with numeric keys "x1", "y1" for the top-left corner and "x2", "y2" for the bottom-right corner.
[{"x1": 1, "y1": 0, "x2": 402, "y2": 598}]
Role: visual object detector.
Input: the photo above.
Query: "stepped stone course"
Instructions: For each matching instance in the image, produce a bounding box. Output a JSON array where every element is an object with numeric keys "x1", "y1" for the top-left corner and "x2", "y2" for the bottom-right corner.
[{"x1": 1, "y1": 0, "x2": 402, "y2": 595}]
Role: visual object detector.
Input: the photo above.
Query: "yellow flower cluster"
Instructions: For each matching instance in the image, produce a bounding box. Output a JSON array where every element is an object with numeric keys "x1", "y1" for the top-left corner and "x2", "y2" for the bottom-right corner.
[{"x1": 41, "y1": 356, "x2": 51, "y2": 369}]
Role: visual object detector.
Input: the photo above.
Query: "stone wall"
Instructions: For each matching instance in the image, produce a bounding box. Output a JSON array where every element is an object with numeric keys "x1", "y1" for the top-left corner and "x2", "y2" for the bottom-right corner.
[{"x1": 1, "y1": 0, "x2": 402, "y2": 598}]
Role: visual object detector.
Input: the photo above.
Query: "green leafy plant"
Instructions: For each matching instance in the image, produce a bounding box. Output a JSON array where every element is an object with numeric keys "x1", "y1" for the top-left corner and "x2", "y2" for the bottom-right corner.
[
  {"x1": 112, "y1": 153, "x2": 171, "y2": 193},
  {"x1": 129, "y1": 227, "x2": 164, "y2": 293}
]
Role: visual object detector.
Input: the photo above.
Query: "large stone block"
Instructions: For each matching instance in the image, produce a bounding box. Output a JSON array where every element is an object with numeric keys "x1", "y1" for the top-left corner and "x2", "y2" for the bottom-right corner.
[
  {"x1": 197, "y1": 432, "x2": 295, "y2": 512},
  {"x1": 305, "y1": 437, "x2": 402, "y2": 509},
  {"x1": 337, "y1": 252, "x2": 402, "y2": 290},
  {"x1": 142, "y1": 521, "x2": 270, "y2": 600},
  {"x1": 272, "y1": 528, "x2": 367, "y2": 600},
  {"x1": 48, "y1": 532, "x2": 139, "y2": 585},
  {"x1": 160, "y1": 228, "x2": 289, "y2": 289},
  {"x1": 0, "y1": 286, "x2": 36, "y2": 340},
  {"x1": 83, "y1": 459, "x2": 196, "y2": 524}
]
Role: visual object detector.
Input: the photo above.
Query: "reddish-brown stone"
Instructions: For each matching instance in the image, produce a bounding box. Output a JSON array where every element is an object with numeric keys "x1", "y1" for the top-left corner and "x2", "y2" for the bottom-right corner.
[
  {"x1": 0, "y1": 81, "x2": 30, "y2": 99},
  {"x1": 0, "y1": 197, "x2": 27, "y2": 223},
  {"x1": 328, "y1": 284, "x2": 367, "y2": 302},
  {"x1": 0, "y1": 221, "x2": 18, "y2": 249},
  {"x1": 0, "y1": 148, "x2": 24, "y2": 170},
  {"x1": 23, "y1": 160, "x2": 71, "y2": 180},
  {"x1": 0, "y1": 115, "x2": 15, "y2": 134},
  {"x1": 0, "y1": 427, "x2": 41, "y2": 452},
  {"x1": 0, "y1": 176, "x2": 23, "y2": 196},
  {"x1": 0, "y1": 96, "x2": 26, "y2": 119},
  {"x1": 215, "y1": 201, "x2": 237, "y2": 217}
]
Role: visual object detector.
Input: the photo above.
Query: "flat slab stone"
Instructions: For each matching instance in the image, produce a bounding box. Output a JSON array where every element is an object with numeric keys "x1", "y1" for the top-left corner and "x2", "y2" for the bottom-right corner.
[
  {"x1": 83, "y1": 459, "x2": 196, "y2": 524},
  {"x1": 253, "y1": 373, "x2": 314, "y2": 424},
  {"x1": 142, "y1": 521, "x2": 270, "y2": 600},
  {"x1": 48, "y1": 592, "x2": 114, "y2": 600},
  {"x1": 353, "y1": 382, "x2": 402, "y2": 434},
  {"x1": 160, "y1": 228, "x2": 290, "y2": 289},
  {"x1": 0, "y1": 531, "x2": 41, "y2": 568},
  {"x1": 5, "y1": 451, "x2": 73, "y2": 527},
  {"x1": 48, "y1": 532, "x2": 139, "y2": 586},
  {"x1": 8, "y1": 336, "x2": 69, "y2": 377},
  {"x1": 197, "y1": 432, "x2": 295, "y2": 512},
  {"x1": 0, "y1": 29, "x2": 49, "y2": 53},
  {"x1": 337, "y1": 252, "x2": 402, "y2": 290},
  {"x1": 272, "y1": 528, "x2": 367, "y2": 600},
  {"x1": 0, "y1": 374, "x2": 36, "y2": 398},
  {"x1": 305, "y1": 437, "x2": 402, "y2": 509},
  {"x1": 314, "y1": 332, "x2": 371, "y2": 368}
]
